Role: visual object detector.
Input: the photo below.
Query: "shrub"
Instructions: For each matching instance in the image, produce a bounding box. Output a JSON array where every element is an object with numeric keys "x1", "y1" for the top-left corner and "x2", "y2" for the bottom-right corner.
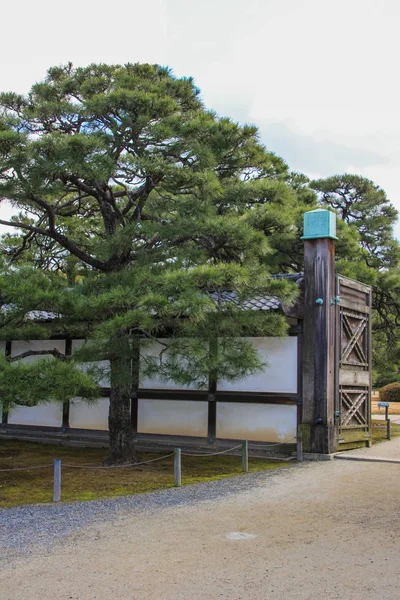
[
  {"x1": 374, "y1": 372, "x2": 400, "y2": 388},
  {"x1": 379, "y1": 382, "x2": 400, "y2": 403}
]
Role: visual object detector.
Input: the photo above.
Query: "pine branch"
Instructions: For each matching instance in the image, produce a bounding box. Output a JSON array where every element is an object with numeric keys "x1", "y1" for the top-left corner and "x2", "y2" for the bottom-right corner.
[
  {"x1": 0, "y1": 218, "x2": 109, "y2": 271},
  {"x1": 8, "y1": 349, "x2": 68, "y2": 362}
]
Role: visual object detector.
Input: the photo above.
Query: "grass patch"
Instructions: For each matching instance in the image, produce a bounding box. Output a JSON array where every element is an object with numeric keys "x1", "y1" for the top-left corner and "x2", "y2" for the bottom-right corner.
[
  {"x1": 0, "y1": 440, "x2": 290, "y2": 508},
  {"x1": 372, "y1": 419, "x2": 400, "y2": 444}
]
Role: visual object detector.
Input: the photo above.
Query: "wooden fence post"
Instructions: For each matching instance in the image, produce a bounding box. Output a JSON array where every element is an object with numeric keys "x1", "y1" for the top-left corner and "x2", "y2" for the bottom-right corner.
[
  {"x1": 53, "y1": 459, "x2": 61, "y2": 502},
  {"x1": 174, "y1": 448, "x2": 181, "y2": 487},
  {"x1": 242, "y1": 440, "x2": 249, "y2": 472},
  {"x1": 387, "y1": 419, "x2": 392, "y2": 441},
  {"x1": 297, "y1": 430, "x2": 303, "y2": 462}
]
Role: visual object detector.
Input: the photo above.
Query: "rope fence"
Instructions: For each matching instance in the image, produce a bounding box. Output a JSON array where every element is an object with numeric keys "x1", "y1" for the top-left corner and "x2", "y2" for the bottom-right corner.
[
  {"x1": 181, "y1": 444, "x2": 242, "y2": 457},
  {"x1": 0, "y1": 464, "x2": 53, "y2": 473},
  {"x1": 248, "y1": 436, "x2": 298, "y2": 448},
  {"x1": 63, "y1": 453, "x2": 175, "y2": 470},
  {"x1": 0, "y1": 433, "x2": 304, "y2": 501}
]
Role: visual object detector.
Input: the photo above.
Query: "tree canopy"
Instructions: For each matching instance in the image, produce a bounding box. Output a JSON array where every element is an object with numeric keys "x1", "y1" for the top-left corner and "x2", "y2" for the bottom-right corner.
[
  {"x1": 311, "y1": 174, "x2": 399, "y2": 269},
  {"x1": 0, "y1": 63, "x2": 305, "y2": 461},
  {"x1": 311, "y1": 173, "x2": 400, "y2": 357},
  {"x1": 1, "y1": 63, "x2": 399, "y2": 460}
]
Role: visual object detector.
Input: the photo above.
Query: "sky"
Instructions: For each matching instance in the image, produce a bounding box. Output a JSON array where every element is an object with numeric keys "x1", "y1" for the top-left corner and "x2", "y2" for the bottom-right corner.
[{"x1": 1, "y1": 0, "x2": 400, "y2": 235}]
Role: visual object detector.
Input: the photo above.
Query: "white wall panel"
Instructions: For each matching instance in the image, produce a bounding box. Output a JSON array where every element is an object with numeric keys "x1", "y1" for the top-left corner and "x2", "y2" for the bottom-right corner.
[
  {"x1": 218, "y1": 337, "x2": 297, "y2": 393},
  {"x1": 8, "y1": 404, "x2": 63, "y2": 427},
  {"x1": 138, "y1": 399, "x2": 208, "y2": 437},
  {"x1": 8, "y1": 340, "x2": 66, "y2": 426},
  {"x1": 216, "y1": 402, "x2": 297, "y2": 442},
  {"x1": 71, "y1": 339, "x2": 85, "y2": 352},
  {"x1": 69, "y1": 398, "x2": 109, "y2": 430},
  {"x1": 71, "y1": 339, "x2": 110, "y2": 387},
  {"x1": 140, "y1": 339, "x2": 206, "y2": 390}
]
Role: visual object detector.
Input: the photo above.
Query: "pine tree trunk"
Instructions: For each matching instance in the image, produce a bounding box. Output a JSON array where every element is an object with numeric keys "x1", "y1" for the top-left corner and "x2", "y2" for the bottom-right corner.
[{"x1": 107, "y1": 343, "x2": 137, "y2": 464}]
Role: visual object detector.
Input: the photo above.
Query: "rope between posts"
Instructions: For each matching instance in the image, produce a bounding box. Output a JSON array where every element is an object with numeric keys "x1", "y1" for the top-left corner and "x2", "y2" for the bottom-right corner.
[
  {"x1": 0, "y1": 453, "x2": 175, "y2": 472},
  {"x1": 248, "y1": 436, "x2": 298, "y2": 448},
  {"x1": 0, "y1": 437, "x2": 300, "y2": 473},
  {"x1": 0, "y1": 464, "x2": 53, "y2": 473},
  {"x1": 181, "y1": 444, "x2": 242, "y2": 457},
  {"x1": 63, "y1": 453, "x2": 175, "y2": 470}
]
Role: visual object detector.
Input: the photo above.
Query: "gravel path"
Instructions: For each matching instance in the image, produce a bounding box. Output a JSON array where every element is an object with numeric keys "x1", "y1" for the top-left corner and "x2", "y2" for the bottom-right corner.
[
  {"x1": 0, "y1": 465, "x2": 293, "y2": 566},
  {"x1": 2, "y1": 455, "x2": 400, "y2": 599},
  {"x1": 339, "y1": 434, "x2": 400, "y2": 460}
]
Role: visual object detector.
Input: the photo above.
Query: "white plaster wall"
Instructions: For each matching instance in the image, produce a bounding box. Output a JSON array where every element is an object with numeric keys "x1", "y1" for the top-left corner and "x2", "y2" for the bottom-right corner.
[
  {"x1": 218, "y1": 337, "x2": 297, "y2": 393},
  {"x1": 216, "y1": 402, "x2": 297, "y2": 442},
  {"x1": 138, "y1": 399, "x2": 208, "y2": 437},
  {"x1": 71, "y1": 340, "x2": 110, "y2": 387},
  {"x1": 8, "y1": 340, "x2": 66, "y2": 427},
  {"x1": 69, "y1": 398, "x2": 109, "y2": 430},
  {"x1": 8, "y1": 404, "x2": 63, "y2": 427},
  {"x1": 140, "y1": 339, "x2": 206, "y2": 390},
  {"x1": 71, "y1": 339, "x2": 85, "y2": 352}
]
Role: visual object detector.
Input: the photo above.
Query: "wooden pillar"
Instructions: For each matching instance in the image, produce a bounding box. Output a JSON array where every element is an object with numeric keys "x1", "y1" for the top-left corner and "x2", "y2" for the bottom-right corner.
[
  {"x1": 130, "y1": 393, "x2": 138, "y2": 435},
  {"x1": 208, "y1": 337, "x2": 217, "y2": 443},
  {"x1": 61, "y1": 339, "x2": 72, "y2": 430},
  {"x1": 301, "y1": 210, "x2": 337, "y2": 454},
  {"x1": 207, "y1": 394, "x2": 216, "y2": 443},
  {"x1": 130, "y1": 336, "x2": 140, "y2": 436},
  {"x1": 1, "y1": 341, "x2": 12, "y2": 425}
]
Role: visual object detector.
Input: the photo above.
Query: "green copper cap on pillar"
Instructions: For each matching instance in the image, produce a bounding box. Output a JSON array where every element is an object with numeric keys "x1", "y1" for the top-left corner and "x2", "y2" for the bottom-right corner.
[{"x1": 301, "y1": 209, "x2": 338, "y2": 241}]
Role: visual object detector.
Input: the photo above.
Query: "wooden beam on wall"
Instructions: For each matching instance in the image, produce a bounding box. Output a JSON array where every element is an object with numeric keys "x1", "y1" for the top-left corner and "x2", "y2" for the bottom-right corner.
[
  {"x1": 297, "y1": 322, "x2": 303, "y2": 427},
  {"x1": 131, "y1": 389, "x2": 300, "y2": 404}
]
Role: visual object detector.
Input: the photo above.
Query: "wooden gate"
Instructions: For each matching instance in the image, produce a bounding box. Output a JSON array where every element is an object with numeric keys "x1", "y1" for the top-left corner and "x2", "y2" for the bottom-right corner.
[{"x1": 336, "y1": 275, "x2": 372, "y2": 449}]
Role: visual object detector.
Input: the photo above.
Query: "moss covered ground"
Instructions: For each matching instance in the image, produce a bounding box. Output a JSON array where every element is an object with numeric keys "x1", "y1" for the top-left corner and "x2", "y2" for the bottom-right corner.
[
  {"x1": 0, "y1": 439, "x2": 290, "y2": 508},
  {"x1": 371, "y1": 419, "x2": 400, "y2": 444}
]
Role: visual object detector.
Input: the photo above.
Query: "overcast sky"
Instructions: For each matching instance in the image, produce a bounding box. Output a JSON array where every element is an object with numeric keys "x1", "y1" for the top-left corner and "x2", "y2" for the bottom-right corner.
[{"x1": 1, "y1": 0, "x2": 400, "y2": 235}]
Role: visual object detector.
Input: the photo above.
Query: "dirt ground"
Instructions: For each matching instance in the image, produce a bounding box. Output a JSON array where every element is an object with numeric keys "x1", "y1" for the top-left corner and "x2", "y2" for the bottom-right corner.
[
  {"x1": 372, "y1": 400, "x2": 400, "y2": 415},
  {"x1": 2, "y1": 456, "x2": 400, "y2": 600}
]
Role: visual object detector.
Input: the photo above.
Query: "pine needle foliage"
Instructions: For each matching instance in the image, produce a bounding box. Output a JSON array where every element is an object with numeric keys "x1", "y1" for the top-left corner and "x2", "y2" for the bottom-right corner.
[{"x1": 0, "y1": 63, "x2": 302, "y2": 461}]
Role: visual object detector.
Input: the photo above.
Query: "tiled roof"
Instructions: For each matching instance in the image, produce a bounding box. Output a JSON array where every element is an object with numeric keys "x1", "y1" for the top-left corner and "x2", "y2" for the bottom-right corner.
[
  {"x1": 1, "y1": 305, "x2": 58, "y2": 322},
  {"x1": 210, "y1": 291, "x2": 281, "y2": 311},
  {"x1": 273, "y1": 272, "x2": 304, "y2": 281},
  {"x1": 1, "y1": 274, "x2": 304, "y2": 320},
  {"x1": 209, "y1": 274, "x2": 304, "y2": 312}
]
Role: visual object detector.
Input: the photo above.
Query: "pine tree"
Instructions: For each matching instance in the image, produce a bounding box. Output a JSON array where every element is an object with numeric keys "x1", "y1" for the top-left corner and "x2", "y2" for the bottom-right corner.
[
  {"x1": 0, "y1": 63, "x2": 298, "y2": 462},
  {"x1": 310, "y1": 174, "x2": 399, "y2": 269},
  {"x1": 311, "y1": 173, "x2": 400, "y2": 374}
]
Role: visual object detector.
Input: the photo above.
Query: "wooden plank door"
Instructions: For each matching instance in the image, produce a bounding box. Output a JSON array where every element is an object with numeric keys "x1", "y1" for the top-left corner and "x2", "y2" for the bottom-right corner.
[{"x1": 336, "y1": 275, "x2": 372, "y2": 449}]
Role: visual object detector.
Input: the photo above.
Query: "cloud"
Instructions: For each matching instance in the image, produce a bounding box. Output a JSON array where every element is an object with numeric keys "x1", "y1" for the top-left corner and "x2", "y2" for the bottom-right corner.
[{"x1": 258, "y1": 122, "x2": 388, "y2": 176}]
